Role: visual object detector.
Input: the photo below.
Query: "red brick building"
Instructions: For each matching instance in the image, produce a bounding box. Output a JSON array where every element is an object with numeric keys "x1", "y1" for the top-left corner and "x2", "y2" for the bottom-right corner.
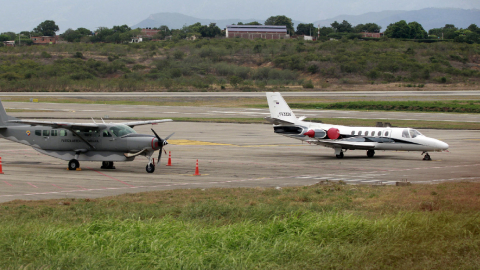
[
  {"x1": 141, "y1": 28, "x2": 160, "y2": 37},
  {"x1": 31, "y1": 36, "x2": 57, "y2": 45},
  {"x1": 361, "y1": 32, "x2": 384, "y2": 38},
  {"x1": 226, "y1": 25, "x2": 289, "y2": 40}
]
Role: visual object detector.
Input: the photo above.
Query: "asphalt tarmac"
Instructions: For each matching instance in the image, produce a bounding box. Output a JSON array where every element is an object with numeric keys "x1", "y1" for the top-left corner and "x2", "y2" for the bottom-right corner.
[
  {"x1": 0, "y1": 121, "x2": 478, "y2": 203},
  {"x1": 4, "y1": 102, "x2": 480, "y2": 123}
]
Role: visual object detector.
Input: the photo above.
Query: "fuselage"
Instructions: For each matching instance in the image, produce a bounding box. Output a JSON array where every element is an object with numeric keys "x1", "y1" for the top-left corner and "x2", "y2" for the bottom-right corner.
[
  {"x1": 275, "y1": 120, "x2": 449, "y2": 152},
  {"x1": 0, "y1": 124, "x2": 159, "y2": 153}
]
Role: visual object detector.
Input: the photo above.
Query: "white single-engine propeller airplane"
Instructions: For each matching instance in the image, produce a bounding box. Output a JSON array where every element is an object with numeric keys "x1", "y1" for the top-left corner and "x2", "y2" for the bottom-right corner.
[
  {"x1": 265, "y1": 92, "x2": 449, "y2": 160},
  {"x1": 0, "y1": 100, "x2": 173, "y2": 173}
]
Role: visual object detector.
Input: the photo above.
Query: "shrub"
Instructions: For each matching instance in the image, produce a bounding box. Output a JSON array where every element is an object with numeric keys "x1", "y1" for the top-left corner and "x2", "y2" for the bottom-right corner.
[
  {"x1": 70, "y1": 72, "x2": 94, "y2": 80},
  {"x1": 73, "y1": 52, "x2": 83, "y2": 59},
  {"x1": 41, "y1": 51, "x2": 52, "y2": 58},
  {"x1": 0, "y1": 72, "x2": 22, "y2": 81},
  {"x1": 174, "y1": 50, "x2": 184, "y2": 60},
  {"x1": 229, "y1": 75, "x2": 243, "y2": 87},
  {"x1": 307, "y1": 64, "x2": 319, "y2": 74},
  {"x1": 303, "y1": 80, "x2": 314, "y2": 88}
]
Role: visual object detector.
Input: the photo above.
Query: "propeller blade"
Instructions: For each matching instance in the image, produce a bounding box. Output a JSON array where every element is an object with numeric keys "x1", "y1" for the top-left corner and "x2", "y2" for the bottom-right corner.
[
  {"x1": 157, "y1": 145, "x2": 163, "y2": 164},
  {"x1": 151, "y1": 128, "x2": 162, "y2": 141},
  {"x1": 164, "y1": 132, "x2": 175, "y2": 141}
]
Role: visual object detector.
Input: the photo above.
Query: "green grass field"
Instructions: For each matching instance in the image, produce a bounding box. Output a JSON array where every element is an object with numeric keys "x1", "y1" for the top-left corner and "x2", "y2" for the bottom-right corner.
[{"x1": 1, "y1": 182, "x2": 479, "y2": 269}]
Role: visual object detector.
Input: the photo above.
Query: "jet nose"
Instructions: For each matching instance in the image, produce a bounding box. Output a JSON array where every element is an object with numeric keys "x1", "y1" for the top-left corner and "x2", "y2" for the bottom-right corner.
[{"x1": 436, "y1": 140, "x2": 449, "y2": 150}]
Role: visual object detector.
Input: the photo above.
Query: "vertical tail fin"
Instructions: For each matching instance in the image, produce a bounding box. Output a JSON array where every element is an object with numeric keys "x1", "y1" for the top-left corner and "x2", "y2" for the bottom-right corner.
[
  {"x1": 266, "y1": 92, "x2": 297, "y2": 124},
  {"x1": 0, "y1": 99, "x2": 17, "y2": 127}
]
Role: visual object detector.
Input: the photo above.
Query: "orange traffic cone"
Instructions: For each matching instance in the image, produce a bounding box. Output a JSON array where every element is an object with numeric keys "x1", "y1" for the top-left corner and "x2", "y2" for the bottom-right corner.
[
  {"x1": 0, "y1": 157, "x2": 4, "y2": 174},
  {"x1": 166, "y1": 151, "x2": 172, "y2": 166},
  {"x1": 194, "y1": 159, "x2": 201, "y2": 176}
]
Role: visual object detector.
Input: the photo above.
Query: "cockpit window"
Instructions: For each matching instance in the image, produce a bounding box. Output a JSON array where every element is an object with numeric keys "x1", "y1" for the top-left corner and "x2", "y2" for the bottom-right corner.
[
  {"x1": 402, "y1": 129, "x2": 410, "y2": 138},
  {"x1": 109, "y1": 125, "x2": 137, "y2": 137},
  {"x1": 409, "y1": 129, "x2": 422, "y2": 138}
]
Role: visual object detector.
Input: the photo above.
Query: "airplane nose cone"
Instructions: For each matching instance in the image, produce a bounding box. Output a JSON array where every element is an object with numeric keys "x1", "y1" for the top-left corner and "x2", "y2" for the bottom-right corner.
[{"x1": 436, "y1": 140, "x2": 449, "y2": 150}]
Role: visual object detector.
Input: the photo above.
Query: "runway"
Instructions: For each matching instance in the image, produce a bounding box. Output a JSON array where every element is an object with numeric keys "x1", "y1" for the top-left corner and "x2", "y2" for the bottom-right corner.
[
  {"x1": 4, "y1": 101, "x2": 480, "y2": 123},
  {"x1": 0, "y1": 121, "x2": 479, "y2": 203},
  {"x1": 1, "y1": 90, "x2": 480, "y2": 98}
]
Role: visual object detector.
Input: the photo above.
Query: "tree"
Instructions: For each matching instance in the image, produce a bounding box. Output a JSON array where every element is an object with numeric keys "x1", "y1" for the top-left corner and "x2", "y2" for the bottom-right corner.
[
  {"x1": 384, "y1": 20, "x2": 410, "y2": 38},
  {"x1": 265, "y1": 15, "x2": 294, "y2": 35},
  {"x1": 467, "y1": 24, "x2": 480, "y2": 35},
  {"x1": 33, "y1": 20, "x2": 59, "y2": 36},
  {"x1": 245, "y1": 21, "x2": 261, "y2": 25},
  {"x1": 296, "y1": 23, "x2": 316, "y2": 36},
  {"x1": 0, "y1": 35, "x2": 10, "y2": 42},
  {"x1": 112, "y1": 25, "x2": 131, "y2": 33},
  {"x1": 428, "y1": 24, "x2": 458, "y2": 39},
  {"x1": 1, "y1": 32, "x2": 16, "y2": 40},
  {"x1": 318, "y1": 26, "x2": 334, "y2": 37},
  {"x1": 199, "y1": 23, "x2": 221, "y2": 38},
  {"x1": 408, "y1": 22, "x2": 427, "y2": 39},
  {"x1": 354, "y1": 23, "x2": 381, "y2": 33},
  {"x1": 331, "y1": 20, "x2": 353, "y2": 33}
]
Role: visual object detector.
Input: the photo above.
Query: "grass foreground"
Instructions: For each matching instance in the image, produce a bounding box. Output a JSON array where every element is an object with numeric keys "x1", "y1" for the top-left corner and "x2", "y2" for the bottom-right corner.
[{"x1": 1, "y1": 182, "x2": 479, "y2": 269}]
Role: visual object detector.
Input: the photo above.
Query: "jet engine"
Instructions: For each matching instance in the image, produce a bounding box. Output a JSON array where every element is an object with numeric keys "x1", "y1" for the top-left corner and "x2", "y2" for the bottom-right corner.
[
  {"x1": 303, "y1": 129, "x2": 327, "y2": 139},
  {"x1": 326, "y1": 128, "x2": 341, "y2": 140}
]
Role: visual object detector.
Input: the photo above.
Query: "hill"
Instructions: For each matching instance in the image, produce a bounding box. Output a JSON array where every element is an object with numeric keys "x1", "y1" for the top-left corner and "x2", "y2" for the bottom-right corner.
[
  {"x1": 131, "y1": 12, "x2": 262, "y2": 30},
  {"x1": 313, "y1": 8, "x2": 480, "y2": 31}
]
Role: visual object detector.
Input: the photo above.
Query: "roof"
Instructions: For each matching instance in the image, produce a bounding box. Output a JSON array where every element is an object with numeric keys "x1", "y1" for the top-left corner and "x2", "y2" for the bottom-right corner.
[{"x1": 226, "y1": 25, "x2": 287, "y2": 33}]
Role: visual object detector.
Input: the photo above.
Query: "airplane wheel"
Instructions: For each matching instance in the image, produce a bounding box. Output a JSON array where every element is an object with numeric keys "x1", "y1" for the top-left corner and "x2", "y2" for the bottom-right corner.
[
  {"x1": 102, "y1": 161, "x2": 115, "y2": 169},
  {"x1": 336, "y1": 152, "x2": 344, "y2": 159},
  {"x1": 68, "y1": 159, "x2": 80, "y2": 170},
  {"x1": 423, "y1": 153, "x2": 431, "y2": 161},
  {"x1": 367, "y1": 150, "x2": 375, "y2": 158},
  {"x1": 146, "y1": 164, "x2": 155, "y2": 173}
]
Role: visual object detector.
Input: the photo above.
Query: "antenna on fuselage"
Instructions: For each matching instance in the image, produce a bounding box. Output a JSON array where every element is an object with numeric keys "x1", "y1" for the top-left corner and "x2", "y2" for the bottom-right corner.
[
  {"x1": 101, "y1": 118, "x2": 106, "y2": 124},
  {"x1": 91, "y1": 118, "x2": 97, "y2": 124}
]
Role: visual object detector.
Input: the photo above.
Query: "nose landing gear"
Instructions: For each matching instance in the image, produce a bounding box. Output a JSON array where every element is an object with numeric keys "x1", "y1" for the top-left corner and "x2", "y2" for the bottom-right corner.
[
  {"x1": 146, "y1": 163, "x2": 155, "y2": 173},
  {"x1": 422, "y1": 152, "x2": 431, "y2": 161}
]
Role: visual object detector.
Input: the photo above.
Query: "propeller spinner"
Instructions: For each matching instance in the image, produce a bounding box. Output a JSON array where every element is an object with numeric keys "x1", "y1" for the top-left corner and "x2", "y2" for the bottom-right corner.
[{"x1": 151, "y1": 129, "x2": 174, "y2": 165}]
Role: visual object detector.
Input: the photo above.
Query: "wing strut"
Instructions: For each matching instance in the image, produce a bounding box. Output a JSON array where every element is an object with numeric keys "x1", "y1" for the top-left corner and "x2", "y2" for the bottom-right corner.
[{"x1": 69, "y1": 129, "x2": 96, "y2": 150}]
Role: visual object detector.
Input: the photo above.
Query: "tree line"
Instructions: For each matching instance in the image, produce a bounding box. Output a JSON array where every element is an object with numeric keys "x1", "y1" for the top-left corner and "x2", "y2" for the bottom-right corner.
[{"x1": 1, "y1": 16, "x2": 480, "y2": 45}]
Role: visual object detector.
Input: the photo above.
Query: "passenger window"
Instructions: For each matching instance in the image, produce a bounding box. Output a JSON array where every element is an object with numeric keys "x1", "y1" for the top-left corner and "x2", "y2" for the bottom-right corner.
[
  {"x1": 402, "y1": 129, "x2": 410, "y2": 138},
  {"x1": 35, "y1": 130, "x2": 41, "y2": 136},
  {"x1": 377, "y1": 131, "x2": 381, "y2": 136},
  {"x1": 103, "y1": 130, "x2": 112, "y2": 137},
  {"x1": 60, "y1": 130, "x2": 67, "y2": 136},
  {"x1": 51, "y1": 130, "x2": 57, "y2": 136},
  {"x1": 385, "y1": 131, "x2": 389, "y2": 136},
  {"x1": 43, "y1": 130, "x2": 50, "y2": 136},
  {"x1": 358, "y1": 131, "x2": 362, "y2": 135},
  {"x1": 351, "y1": 131, "x2": 355, "y2": 135}
]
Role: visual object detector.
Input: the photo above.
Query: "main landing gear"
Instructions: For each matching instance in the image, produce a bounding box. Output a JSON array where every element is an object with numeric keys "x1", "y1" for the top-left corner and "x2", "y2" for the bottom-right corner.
[
  {"x1": 101, "y1": 161, "x2": 115, "y2": 169},
  {"x1": 422, "y1": 152, "x2": 432, "y2": 161},
  {"x1": 367, "y1": 150, "x2": 375, "y2": 158},
  {"x1": 336, "y1": 152, "x2": 344, "y2": 159},
  {"x1": 68, "y1": 159, "x2": 80, "y2": 170}
]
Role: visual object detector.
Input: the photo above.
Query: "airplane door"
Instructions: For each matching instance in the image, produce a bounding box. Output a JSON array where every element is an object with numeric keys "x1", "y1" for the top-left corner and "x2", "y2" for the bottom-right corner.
[{"x1": 101, "y1": 129, "x2": 119, "y2": 150}]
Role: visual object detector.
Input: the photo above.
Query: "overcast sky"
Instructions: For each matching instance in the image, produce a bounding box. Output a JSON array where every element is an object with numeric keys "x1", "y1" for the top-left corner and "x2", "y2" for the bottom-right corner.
[{"x1": 2, "y1": 0, "x2": 480, "y2": 33}]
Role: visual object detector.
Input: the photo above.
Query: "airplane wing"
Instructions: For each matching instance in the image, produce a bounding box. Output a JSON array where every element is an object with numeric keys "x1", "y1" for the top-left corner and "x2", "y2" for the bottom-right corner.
[
  {"x1": 311, "y1": 139, "x2": 376, "y2": 150},
  {"x1": 122, "y1": 119, "x2": 173, "y2": 128},
  {"x1": 306, "y1": 136, "x2": 393, "y2": 150},
  {"x1": 8, "y1": 120, "x2": 101, "y2": 129},
  {"x1": 8, "y1": 119, "x2": 173, "y2": 129}
]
